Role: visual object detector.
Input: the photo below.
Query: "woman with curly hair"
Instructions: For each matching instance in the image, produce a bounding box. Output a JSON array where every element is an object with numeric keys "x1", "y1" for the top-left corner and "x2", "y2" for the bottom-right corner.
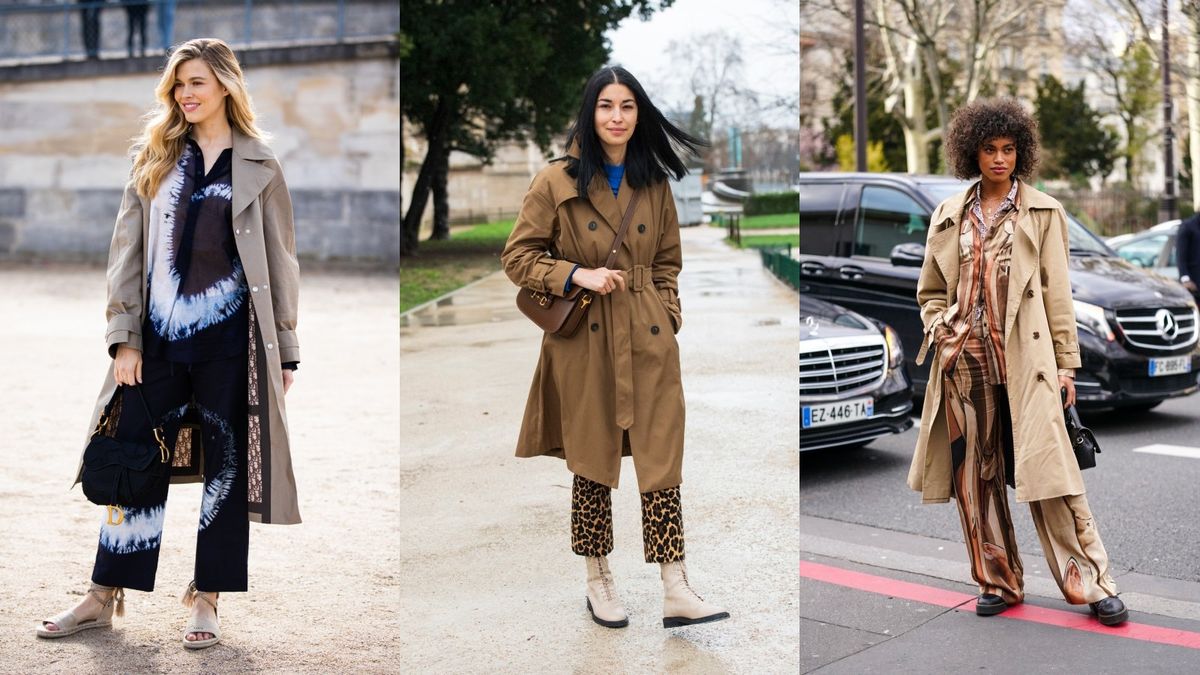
[{"x1": 907, "y1": 97, "x2": 1127, "y2": 625}]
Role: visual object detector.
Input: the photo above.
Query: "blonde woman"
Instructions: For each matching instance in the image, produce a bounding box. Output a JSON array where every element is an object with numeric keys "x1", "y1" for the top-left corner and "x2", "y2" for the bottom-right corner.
[{"x1": 36, "y1": 38, "x2": 302, "y2": 649}]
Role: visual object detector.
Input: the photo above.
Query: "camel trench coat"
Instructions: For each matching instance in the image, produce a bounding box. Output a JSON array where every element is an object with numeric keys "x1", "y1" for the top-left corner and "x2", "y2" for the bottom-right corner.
[
  {"x1": 501, "y1": 158, "x2": 686, "y2": 493},
  {"x1": 908, "y1": 181, "x2": 1084, "y2": 504},
  {"x1": 73, "y1": 130, "x2": 302, "y2": 525}
]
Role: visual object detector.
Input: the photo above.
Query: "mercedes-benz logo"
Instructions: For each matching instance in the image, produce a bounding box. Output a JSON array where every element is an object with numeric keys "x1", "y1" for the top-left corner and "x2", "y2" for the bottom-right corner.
[{"x1": 1155, "y1": 309, "x2": 1179, "y2": 341}]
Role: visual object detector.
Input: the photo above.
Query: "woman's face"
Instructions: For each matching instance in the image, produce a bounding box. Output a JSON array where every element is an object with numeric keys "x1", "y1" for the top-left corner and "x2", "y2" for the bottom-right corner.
[
  {"x1": 978, "y1": 136, "x2": 1017, "y2": 186},
  {"x1": 174, "y1": 58, "x2": 228, "y2": 128},
  {"x1": 593, "y1": 83, "x2": 638, "y2": 156}
]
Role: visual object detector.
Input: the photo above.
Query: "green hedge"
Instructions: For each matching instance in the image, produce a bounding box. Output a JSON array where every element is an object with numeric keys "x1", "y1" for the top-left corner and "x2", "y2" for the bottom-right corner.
[{"x1": 745, "y1": 191, "x2": 799, "y2": 216}]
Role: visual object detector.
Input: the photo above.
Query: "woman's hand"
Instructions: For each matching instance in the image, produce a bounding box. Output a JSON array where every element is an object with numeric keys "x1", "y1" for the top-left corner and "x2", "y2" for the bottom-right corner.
[
  {"x1": 282, "y1": 369, "x2": 294, "y2": 395},
  {"x1": 114, "y1": 345, "x2": 142, "y2": 386},
  {"x1": 1059, "y1": 375, "x2": 1076, "y2": 408},
  {"x1": 571, "y1": 267, "x2": 627, "y2": 295}
]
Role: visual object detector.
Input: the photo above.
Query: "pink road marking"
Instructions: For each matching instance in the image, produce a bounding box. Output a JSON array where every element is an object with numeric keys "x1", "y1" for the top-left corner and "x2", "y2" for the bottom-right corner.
[{"x1": 800, "y1": 560, "x2": 1200, "y2": 651}]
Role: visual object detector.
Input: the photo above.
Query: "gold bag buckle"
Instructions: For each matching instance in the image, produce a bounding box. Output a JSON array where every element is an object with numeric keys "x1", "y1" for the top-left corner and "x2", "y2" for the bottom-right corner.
[
  {"x1": 105, "y1": 505, "x2": 125, "y2": 526},
  {"x1": 153, "y1": 428, "x2": 169, "y2": 463}
]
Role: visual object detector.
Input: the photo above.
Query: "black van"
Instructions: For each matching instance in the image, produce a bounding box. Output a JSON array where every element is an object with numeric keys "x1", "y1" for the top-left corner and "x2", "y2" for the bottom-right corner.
[{"x1": 798, "y1": 172, "x2": 1200, "y2": 411}]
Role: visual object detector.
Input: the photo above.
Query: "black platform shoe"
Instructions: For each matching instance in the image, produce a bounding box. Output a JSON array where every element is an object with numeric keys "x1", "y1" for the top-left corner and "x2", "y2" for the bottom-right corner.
[
  {"x1": 975, "y1": 593, "x2": 1007, "y2": 616},
  {"x1": 1089, "y1": 596, "x2": 1128, "y2": 626}
]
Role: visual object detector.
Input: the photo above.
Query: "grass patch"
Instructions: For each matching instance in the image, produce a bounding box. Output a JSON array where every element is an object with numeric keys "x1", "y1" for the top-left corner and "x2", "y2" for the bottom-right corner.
[
  {"x1": 399, "y1": 220, "x2": 515, "y2": 312},
  {"x1": 733, "y1": 233, "x2": 800, "y2": 249},
  {"x1": 741, "y1": 213, "x2": 799, "y2": 229}
]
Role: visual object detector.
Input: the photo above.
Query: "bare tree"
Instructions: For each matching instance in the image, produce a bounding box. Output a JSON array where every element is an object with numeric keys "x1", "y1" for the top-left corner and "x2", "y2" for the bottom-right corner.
[{"x1": 664, "y1": 30, "x2": 749, "y2": 140}]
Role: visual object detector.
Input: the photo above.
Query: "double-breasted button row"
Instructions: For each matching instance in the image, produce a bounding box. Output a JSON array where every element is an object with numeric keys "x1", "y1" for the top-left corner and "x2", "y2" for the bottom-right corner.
[
  {"x1": 235, "y1": 228, "x2": 252, "y2": 235},
  {"x1": 251, "y1": 282, "x2": 268, "y2": 293}
]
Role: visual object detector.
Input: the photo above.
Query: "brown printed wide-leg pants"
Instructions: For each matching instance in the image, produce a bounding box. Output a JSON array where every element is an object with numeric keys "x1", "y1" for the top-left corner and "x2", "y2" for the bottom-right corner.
[
  {"x1": 571, "y1": 474, "x2": 684, "y2": 563},
  {"x1": 944, "y1": 337, "x2": 1118, "y2": 605}
]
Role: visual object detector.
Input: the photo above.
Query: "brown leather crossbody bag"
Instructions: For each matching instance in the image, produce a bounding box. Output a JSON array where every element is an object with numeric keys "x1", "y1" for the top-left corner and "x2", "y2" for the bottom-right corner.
[{"x1": 516, "y1": 190, "x2": 642, "y2": 337}]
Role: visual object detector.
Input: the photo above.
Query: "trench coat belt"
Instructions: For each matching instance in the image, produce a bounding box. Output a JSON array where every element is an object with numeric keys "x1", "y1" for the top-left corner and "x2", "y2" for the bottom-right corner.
[{"x1": 610, "y1": 265, "x2": 652, "y2": 430}]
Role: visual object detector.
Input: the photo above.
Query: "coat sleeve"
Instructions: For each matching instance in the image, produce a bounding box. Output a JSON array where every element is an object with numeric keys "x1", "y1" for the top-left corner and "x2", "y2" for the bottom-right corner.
[
  {"x1": 104, "y1": 181, "x2": 145, "y2": 357},
  {"x1": 914, "y1": 204, "x2": 948, "y2": 365},
  {"x1": 1041, "y1": 207, "x2": 1081, "y2": 369},
  {"x1": 1178, "y1": 217, "x2": 1197, "y2": 281},
  {"x1": 501, "y1": 171, "x2": 575, "y2": 296},
  {"x1": 652, "y1": 183, "x2": 683, "y2": 333},
  {"x1": 262, "y1": 164, "x2": 301, "y2": 365}
]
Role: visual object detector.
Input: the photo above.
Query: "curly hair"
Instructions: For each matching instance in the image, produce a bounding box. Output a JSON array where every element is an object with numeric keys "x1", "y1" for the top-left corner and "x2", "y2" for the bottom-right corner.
[{"x1": 943, "y1": 97, "x2": 1040, "y2": 181}]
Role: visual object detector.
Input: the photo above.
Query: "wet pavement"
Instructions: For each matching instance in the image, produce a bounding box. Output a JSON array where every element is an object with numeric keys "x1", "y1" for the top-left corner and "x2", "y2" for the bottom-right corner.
[{"x1": 399, "y1": 226, "x2": 801, "y2": 672}]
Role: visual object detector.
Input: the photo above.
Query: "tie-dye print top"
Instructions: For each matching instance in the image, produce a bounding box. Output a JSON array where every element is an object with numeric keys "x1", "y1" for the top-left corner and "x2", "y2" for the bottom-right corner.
[
  {"x1": 143, "y1": 138, "x2": 249, "y2": 363},
  {"x1": 933, "y1": 180, "x2": 1019, "y2": 384}
]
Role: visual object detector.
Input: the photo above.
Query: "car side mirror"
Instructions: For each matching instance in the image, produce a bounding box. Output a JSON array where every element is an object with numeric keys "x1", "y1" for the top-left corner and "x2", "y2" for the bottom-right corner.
[{"x1": 890, "y1": 242, "x2": 925, "y2": 267}]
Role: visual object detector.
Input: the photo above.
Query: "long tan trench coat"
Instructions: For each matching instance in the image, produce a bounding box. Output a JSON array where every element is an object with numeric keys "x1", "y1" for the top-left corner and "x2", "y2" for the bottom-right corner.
[
  {"x1": 908, "y1": 181, "x2": 1084, "y2": 504},
  {"x1": 501, "y1": 157, "x2": 686, "y2": 493},
  {"x1": 73, "y1": 130, "x2": 302, "y2": 525}
]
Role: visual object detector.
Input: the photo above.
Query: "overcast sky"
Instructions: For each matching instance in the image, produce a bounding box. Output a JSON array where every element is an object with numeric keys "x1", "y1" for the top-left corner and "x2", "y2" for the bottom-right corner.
[{"x1": 606, "y1": 0, "x2": 800, "y2": 129}]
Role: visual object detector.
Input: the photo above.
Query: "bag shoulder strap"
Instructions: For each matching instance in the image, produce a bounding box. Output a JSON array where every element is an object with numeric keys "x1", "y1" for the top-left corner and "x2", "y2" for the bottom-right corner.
[{"x1": 602, "y1": 189, "x2": 643, "y2": 269}]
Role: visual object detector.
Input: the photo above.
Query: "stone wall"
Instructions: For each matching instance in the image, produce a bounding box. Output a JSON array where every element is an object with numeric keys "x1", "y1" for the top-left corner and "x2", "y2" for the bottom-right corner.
[{"x1": 0, "y1": 48, "x2": 399, "y2": 264}]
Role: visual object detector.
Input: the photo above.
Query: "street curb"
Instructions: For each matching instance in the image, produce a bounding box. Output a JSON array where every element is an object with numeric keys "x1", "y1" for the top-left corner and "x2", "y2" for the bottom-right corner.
[
  {"x1": 802, "y1": 514, "x2": 1200, "y2": 622},
  {"x1": 400, "y1": 270, "x2": 505, "y2": 320}
]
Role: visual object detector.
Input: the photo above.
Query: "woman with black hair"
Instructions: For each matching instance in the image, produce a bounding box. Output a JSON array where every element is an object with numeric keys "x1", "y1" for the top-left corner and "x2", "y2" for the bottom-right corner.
[
  {"x1": 909, "y1": 97, "x2": 1127, "y2": 625},
  {"x1": 502, "y1": 66, "x2": 729, "y2": 630}
]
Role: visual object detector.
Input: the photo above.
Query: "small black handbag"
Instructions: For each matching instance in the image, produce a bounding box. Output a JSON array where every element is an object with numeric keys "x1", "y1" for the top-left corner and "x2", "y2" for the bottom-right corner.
[
  {"x1": 1062, "y1": 389, "x2": 1101, "y2": 470},
  {"x1": 81, "y1": 386, "x2": 172, "y2": 513}
]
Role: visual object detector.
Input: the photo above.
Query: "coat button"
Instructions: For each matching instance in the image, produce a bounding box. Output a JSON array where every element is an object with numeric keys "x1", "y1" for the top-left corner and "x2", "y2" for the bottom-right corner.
[
  {"x1": 588, "y1": 221, "x2": 597, "y2": 231},
  {"x1": 650, "y1": 325, "x2": 660, "y2": 335},
  {"x1": 267, "y1": 343, "x2": 274, "y2": 350},
  {"x1": 1033, "y1": 331, "x2": 1039, "y2": 339},
  {"x1": 637, "y1": 223, "x2": 646, "y2": 233},
  {"x1": 1026, "y1": 289, "x2": 1034, "y2": 298},
  {"x1": 590, "y1": 323, "x2": 599, "y2": 332},
  {"x1": 252, "y1": 286, "x2": 259, "y2": 292},
  {"x1": 1037, "y1": 373, "x2": 1045, "y2": 382},
  {"x1": 235, "y1": 229, "x2": 241, "y2": 235}
]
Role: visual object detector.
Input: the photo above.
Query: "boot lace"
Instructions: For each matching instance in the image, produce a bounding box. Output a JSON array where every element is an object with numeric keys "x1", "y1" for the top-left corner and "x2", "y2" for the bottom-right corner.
[
  {"x1": 678, "y1": 562, "x2": 705, "y2": 601},
  {"x1": 599, "y1": 558, "x2": 615, "y2": 602}
]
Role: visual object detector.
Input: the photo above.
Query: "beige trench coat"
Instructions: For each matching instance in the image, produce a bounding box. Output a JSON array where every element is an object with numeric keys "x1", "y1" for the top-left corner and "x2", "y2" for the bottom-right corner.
[
  {"x1": 908, "y1": 181, "x2": 1084, "y2": 504},
  {"x1": 73, "y1": 130, "x2": 302, "y2": 525},
  {"x1": 501, "y1": 156, "x2": 686, "y2": 493}
]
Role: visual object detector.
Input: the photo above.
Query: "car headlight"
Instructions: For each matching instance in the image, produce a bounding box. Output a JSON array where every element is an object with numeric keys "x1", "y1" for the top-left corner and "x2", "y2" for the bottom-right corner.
[
  {"x1": 1074, "y1": 300, "x2": 1114, "y2": 342},
  {"x1": 883, "y1": 324, "x2": 904, "y2": 369}
]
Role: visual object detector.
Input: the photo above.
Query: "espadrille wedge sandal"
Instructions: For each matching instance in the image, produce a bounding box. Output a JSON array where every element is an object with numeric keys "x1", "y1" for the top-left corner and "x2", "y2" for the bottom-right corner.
[
  {"x1": 36, "y1": 583, "x2": 125, "y2": 639},
  {"x1": 181, "y1": 580, "x2": 221, "y2": 650}
]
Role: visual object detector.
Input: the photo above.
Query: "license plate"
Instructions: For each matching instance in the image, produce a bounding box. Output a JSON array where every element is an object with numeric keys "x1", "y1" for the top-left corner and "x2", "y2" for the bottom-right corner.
[
  {"x1": 803, "y1": 397, "x2": 874, "y2": 429},
  {"x1": 1148, "y1": 356, "x2": 1192, "y2": 377}
]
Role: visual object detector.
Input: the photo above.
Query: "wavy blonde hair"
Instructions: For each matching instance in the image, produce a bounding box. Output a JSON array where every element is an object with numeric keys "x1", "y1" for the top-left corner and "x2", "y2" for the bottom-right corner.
[{"x1": 129, "y1": 38, "x2": 267, "y2": 199}]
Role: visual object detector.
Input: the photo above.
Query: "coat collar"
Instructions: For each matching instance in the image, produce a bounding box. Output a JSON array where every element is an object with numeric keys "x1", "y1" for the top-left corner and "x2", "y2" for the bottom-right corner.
[
  {"x1": 934, "y1": 179, "x2": 1059, "y2": 230},
  {"x1": 231, "y1": 129, "x2": 277, "y2": 219},
  {"x1": 564, "y1": 141, "x2": 632, "y2": 234}
]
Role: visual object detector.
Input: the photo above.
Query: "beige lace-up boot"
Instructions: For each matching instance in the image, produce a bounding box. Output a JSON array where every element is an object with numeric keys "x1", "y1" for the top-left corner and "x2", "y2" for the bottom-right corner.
[
  {"x1": 661, "y1": 560, "x2": 730, "y2": 628},
  {"x1": 585, "y1": 556, "x2": 628, "y2": 628}
]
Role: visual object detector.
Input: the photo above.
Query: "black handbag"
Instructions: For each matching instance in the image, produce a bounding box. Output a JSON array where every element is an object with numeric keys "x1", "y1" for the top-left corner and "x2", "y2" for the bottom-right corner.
[
  {"x1": 1062, "y1": 389, "x2": 1101, "y2": 470},
  {"x1": 81, "y1": 386, "x2": 172, "y2": 515}
]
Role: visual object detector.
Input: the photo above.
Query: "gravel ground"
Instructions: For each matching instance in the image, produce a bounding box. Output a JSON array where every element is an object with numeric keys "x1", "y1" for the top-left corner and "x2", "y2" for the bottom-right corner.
[{"x1": 0, "y1": 266, "x2": 400, "y2": 673}]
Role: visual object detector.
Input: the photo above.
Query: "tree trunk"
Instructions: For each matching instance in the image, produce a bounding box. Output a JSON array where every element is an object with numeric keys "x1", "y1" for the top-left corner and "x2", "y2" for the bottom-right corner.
[
  {"x1": 401, "y1": 97, "x2": 450, "y2": 256},
  {"x1": 903, "y1": 42, "x2": 930, "y2": 173},
  {"x1": 428, "y1": 145, "x2": 450, "y2": 241}
]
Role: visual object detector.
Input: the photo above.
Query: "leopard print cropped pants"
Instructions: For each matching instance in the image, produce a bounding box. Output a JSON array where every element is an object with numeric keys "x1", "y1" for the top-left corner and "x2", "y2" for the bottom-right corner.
[{"x1": 570, "y1": 474, "x2": 684, "y2": 563}]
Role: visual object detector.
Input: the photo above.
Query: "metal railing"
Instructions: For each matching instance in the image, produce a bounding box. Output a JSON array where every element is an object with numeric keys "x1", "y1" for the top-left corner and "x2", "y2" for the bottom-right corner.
[
  {"x1": 0, "y1": 0, "x2": 399, "y2": 63},
  {"x1": 760, "y1": 244, "x2": 799, "y2": 290}
]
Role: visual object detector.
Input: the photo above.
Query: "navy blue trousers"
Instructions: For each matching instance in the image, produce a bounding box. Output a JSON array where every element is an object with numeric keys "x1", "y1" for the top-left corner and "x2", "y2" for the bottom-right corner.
[{"x1": 91, "y1": 352, "x2": 249, "y2": 593}]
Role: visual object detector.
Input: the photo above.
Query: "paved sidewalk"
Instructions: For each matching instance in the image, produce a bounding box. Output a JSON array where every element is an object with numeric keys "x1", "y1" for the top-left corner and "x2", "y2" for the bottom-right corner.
[
  {"x1": 0, "y1": 266, "x2": 400, "y2": 673},
  {"x1": 399, "y1": 226, "x2": 801, "y2": 672},
  {"x1": 801, "y1": 514, "x2": 1200, "y2": 673}
]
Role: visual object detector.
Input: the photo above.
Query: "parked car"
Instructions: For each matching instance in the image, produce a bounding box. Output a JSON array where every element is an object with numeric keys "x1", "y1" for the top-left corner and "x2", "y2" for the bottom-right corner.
[
  {"x1": 800, "y1": 295, "x2": 914, "y2": 451},
  {"x1": 1109, "y1": 219, "x2": 1180, "y2": 279},
  {"x1": 798, "y1": 172, "x2": 1200, "y2": 411}
]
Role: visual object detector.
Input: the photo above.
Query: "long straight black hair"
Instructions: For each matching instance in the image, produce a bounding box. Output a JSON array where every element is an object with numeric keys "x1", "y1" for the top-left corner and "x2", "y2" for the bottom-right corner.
[{"x1": 563, "y1": 66, "x2": 707, "y2": 202}]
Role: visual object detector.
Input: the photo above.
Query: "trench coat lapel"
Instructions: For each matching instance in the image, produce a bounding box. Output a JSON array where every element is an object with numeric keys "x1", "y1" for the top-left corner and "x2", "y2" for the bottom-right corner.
[
  {"x1": 588, "y1": 173, "x2": 625, "y2": 238},
  {"x1": 231, "y1": 131, "x2": 277, "y2": 220}
]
